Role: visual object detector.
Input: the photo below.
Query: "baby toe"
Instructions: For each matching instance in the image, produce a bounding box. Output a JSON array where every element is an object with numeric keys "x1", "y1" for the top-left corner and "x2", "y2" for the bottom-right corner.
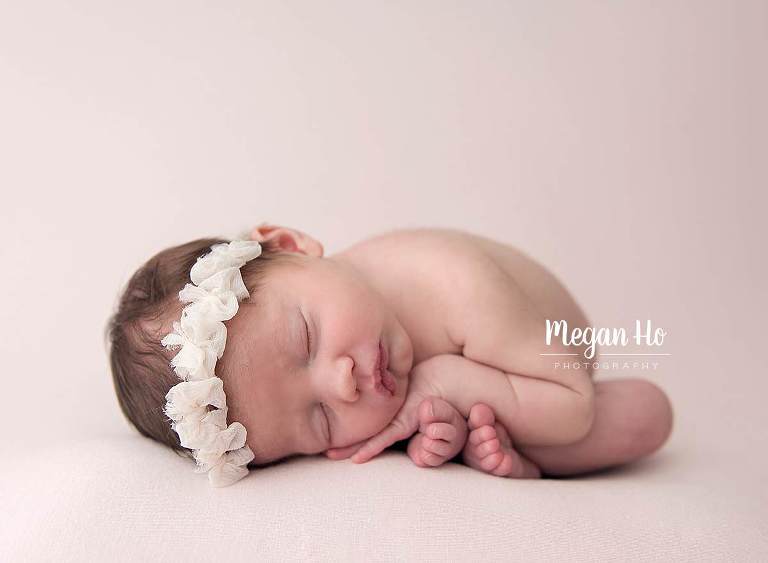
[
  {"x1": 475, "y1": 437, "x2": 501, "y2": 458},
  {"x1": 468, "y1": 425, "x2": 497, "y2": 445},
  {"x1": 478, "y1": 450, "x2": 505, "y2": 472},
  {"x1": 489, "y1": 452, "x2": 515, "y2": 476},
  {"x1": 468, "y1": 403, "x2": 496, "y2": 431},
  {"x1": 491, "y1": 451, "x2": 524, "y2": 477}
]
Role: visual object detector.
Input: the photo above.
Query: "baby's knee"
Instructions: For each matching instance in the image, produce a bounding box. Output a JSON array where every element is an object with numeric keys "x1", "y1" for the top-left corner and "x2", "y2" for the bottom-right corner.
[
  {"x1": 564, "y1": 384, "x2": 596, "y2": 443},
  {"x1": 629, "y1": 380, "x2": 674, "y2": 456}
]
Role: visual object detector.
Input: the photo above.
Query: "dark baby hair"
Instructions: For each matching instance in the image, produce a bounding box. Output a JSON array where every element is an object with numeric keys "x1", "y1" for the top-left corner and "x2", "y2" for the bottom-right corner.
[{"x1": 104, "y1": 234, "x2": 292, "y2": 463}]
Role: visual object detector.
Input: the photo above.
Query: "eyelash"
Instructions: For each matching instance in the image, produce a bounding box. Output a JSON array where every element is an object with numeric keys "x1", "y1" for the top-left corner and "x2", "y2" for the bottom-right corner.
[
  {"x1": 304, "y1": 316, "x2": 328, "y2": 441},
  {"x1": 305, "y1": 320, "x2": 313, "y2": 357},
  {"x1": 320, "y1": 402, "x2": 332, "y2": 442}
]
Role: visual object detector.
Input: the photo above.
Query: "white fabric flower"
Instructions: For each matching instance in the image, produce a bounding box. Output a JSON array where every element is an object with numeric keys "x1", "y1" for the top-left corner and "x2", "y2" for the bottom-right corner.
[
  {"x1": 189, "y1": 241, "x2": 262, "y2": 287},
  {"x1": 159, "y1": 239, "x2": 262, "y2": 487},
  {"x1": 204, "y1": 444, "x2": 255, "y2": 488}
]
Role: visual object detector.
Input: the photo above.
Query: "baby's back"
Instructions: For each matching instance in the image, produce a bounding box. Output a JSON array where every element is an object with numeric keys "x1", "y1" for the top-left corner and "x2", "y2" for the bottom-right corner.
[{"x1": 337, "y1": 227, "x2": 590, "y2": 365}]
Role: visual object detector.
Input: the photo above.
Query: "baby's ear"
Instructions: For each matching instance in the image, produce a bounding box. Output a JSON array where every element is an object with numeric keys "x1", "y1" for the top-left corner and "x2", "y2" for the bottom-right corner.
[
  {"x1": 249, "y1": 223, "x2": 324, "y2": 257},
  {"x1": 324, "y1": 442, "x2": 365, "y2": 460},
  {"x1": 249, "y1": 221, "x2": 275, "y2": 241}
]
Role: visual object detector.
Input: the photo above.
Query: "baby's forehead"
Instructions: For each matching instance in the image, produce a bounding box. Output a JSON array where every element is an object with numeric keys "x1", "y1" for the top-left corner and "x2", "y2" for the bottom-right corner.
[
  {"x1": 219, "y1": 283, "x2": 304, "y2": 389},
  {"x1": 219, "y1": 301, "x2": 319, "y2": 463},
  {"x1": 222, "y1": 297, "x2": 280, "y2": 366},
  {"x1": 217, "y1": 305, "x2": 288, "y2": 455}
]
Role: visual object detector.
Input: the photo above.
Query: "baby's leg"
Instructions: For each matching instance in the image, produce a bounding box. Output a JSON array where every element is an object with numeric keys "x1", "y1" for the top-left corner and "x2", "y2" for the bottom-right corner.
[
  {"x1": 521, "y1": 378, "x2": 673, "y2": 475},
  {"x1": 463, "y1": 379, "x2": 673, "y2": 477}
]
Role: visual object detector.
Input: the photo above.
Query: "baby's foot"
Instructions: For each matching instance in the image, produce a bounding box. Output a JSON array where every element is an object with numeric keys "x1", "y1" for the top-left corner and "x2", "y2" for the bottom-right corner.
[{"x1": 461, "y1": 403, "x2": 541, "y2": 478}]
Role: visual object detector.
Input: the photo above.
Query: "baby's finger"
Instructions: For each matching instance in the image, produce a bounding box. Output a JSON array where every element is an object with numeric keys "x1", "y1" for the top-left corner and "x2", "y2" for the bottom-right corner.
[
  {"x1": 420, "y1": 450, "x2": 448, "y2": 467},
  {"x1": 324, "y1": 441, "x2": 365, "y2": 460},
  {"x1": 421, "y1": 436, "x2": 454, "y2": 457},
  {"x1": 425, "y1": 422, "x2": 457, "y2": 442},
  {"x1": 350, "y1": 420, "x2": 412, "y2": 463},
  {"x1": 418, "y1": 397, "x2": 458, "y2": 429}
]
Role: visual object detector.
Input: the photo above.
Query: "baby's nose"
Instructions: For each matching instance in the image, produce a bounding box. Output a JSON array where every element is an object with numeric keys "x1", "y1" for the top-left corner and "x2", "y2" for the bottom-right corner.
[{"x1": 330, "y1": 356, "x2": 359, "y2": 402}]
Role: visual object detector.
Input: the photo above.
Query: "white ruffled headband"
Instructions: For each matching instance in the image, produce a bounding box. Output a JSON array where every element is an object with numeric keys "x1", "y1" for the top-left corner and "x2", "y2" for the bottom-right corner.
[{"x1": 160, "y1": 239, "x2": 263, "y2": 487}]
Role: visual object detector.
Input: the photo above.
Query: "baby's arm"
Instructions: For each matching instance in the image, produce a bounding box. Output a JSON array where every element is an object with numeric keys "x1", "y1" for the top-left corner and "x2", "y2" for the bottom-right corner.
[
  {"x1": 337, "y1": 357, "x2": 671, "y2": 478},
  {"x1": 449, "y1": 275, "x2": 596, "y2": 447},
  {"x1": 409, "y1": 353, "x2": 593, "y2": 447},
  {"x1": 410, "y1": 362, "x2": 672, "y2": 478},
  {"x1": 344, "y1": 352, "x2": 588, "y2": 465}
]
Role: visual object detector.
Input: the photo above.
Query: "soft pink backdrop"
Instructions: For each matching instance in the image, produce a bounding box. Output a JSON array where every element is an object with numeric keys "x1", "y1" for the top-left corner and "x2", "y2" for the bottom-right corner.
[{"x1": 1, "y1": 1, "x2": 766, "y2": 559}]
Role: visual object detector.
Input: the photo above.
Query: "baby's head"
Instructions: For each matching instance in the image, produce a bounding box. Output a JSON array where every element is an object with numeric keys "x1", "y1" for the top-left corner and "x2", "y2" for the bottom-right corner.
[{"x1": 106, "y1": 224, "x2": 413, "y2": 471}]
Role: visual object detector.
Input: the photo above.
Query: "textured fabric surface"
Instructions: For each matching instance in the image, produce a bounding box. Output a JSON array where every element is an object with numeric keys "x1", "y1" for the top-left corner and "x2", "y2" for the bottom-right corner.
[
  {"x1": 1, "y1": 435, "x2": 766, "y2": 562},
  {"x1": 1, "y1": 0, "x2": 767, "y2": 560}
]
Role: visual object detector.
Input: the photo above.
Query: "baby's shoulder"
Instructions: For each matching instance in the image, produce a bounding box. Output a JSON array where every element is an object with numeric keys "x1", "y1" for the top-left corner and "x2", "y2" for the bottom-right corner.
[
  {"x1": 377, "y1": 226, "x2": 512, "y2": 281},
  {"x1": 353, "y1": 227, "x2": 506, "y2": 285},
  {"x1": 359, "y1": 226, "x2": 503, "y2": 266},
  {"x1": 351, "y1": 227, "x2": 516, "y2": 346}
]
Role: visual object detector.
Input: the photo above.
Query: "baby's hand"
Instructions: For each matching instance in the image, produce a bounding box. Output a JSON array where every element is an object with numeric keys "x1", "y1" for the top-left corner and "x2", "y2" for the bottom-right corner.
[
  {"x1": 406, "y1": 397, "x2": 468, "y2": 468},
  {"x1": 326, "y1": 365, "x2": 445, "y2": 464}
]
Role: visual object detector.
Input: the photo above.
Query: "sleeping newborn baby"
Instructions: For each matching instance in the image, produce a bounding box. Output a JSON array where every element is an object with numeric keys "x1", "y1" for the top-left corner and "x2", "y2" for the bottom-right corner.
[{"x1": 107, "y1": 224, "x2": 673, "y2": 481}]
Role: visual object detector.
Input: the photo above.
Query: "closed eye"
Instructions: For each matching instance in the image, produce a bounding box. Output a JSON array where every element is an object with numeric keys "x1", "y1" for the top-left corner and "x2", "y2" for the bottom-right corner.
[
  {"x1": 304, "y1": 314, "x2": 313, "y2": 358},
  {"x1": 320, "y1": 403, "x2": 332, "y2": 444}
]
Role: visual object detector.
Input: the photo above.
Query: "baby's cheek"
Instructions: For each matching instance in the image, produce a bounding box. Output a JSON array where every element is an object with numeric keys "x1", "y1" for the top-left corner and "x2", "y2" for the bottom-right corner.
[{"x1": 344, "y1": 409, "x2": 390, "y2": 442}]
